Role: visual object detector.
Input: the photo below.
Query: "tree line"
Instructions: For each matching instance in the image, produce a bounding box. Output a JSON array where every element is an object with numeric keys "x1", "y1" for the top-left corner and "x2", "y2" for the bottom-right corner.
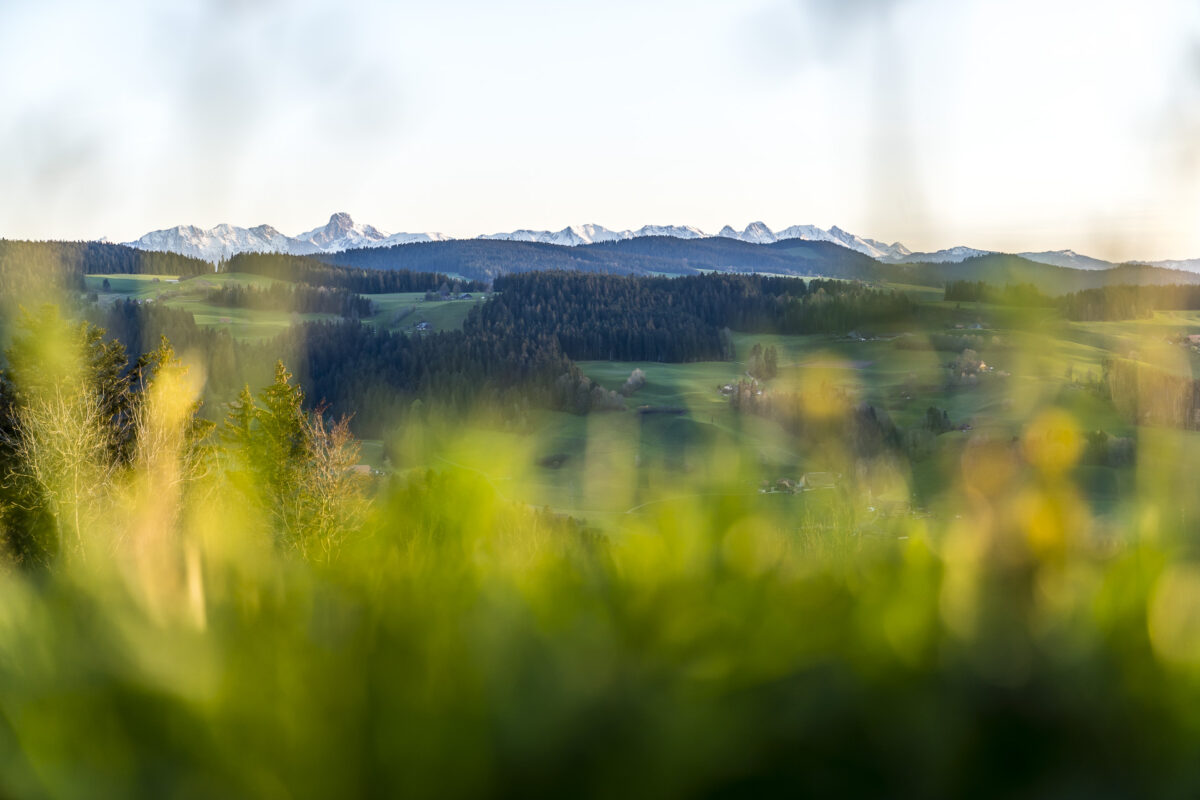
[
  {"x1": 943, "y1": 280, "x2": 1054, "y2": 307},
  {"x1": 479, "y1": 272, "x2": 731, "y2": 362},
  {"x1": 87, "y1": 299, "x2": 243, "y2": 402},
  {"x1": 252, "y1": 320, "x2": 620, "y2": 435},
  {"x1": 204, "y1": 282, "x2": 374, "y2": 318},
  {"x1": 219, "y1": 252, "x2": 486, "y2": 293},
  {"x1": 479, "y1": 272, "x2": 916, "y2": 363},
  {"x1": 0, "y1": 240, "x2": 210, "y2": 298},
  {"x1": 1058, "y1": 283, "x2": 1200, "y2": 321},
  {"x1": 944, "y1": 279, "x2": 1200, "y2": 321}
]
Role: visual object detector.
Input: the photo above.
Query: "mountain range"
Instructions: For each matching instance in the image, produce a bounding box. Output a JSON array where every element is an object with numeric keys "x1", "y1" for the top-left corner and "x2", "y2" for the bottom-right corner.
[
  {"x1": 126, "y1": 212, "x2": 452, "y2": 262},
  {"x1": 118, "y1": 214, "x2": 924, "y2": 264},
  {"x1": 122, "y1": 212, "x2": 1200, "y2": 273}
]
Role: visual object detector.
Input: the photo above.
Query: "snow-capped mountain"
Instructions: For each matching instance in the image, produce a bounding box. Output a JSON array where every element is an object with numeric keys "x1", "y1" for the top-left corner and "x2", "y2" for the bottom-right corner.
[
  {"x1": 1018, "y1": 250, "x2": 1113, "y2": 270},
  {"x1": 716, "y1": 221, "x2": 911, "y2": 260},
  {"x1": 293, "y1": 212, "x2": 389, "y2": 252},
  {"x1": 124, "y1": 213, "x2": 989, "y2": 265},
  {"x1": 717, "y1": 222, "x2": 781, "y2": 245},
  {"x1": 825, "y1": 226, "x2": 909, "y2": 260},
  {"x1": 884, "y1": 246, "x2": 994, "y2": 264},
  {"x1": 631, "y1": 224, "x2": 706, "y2": 240},
  {"x1": 378, "y1": 231, "x2": 454, "y2": 247},
  {"x1": 883, "y1": 246, "x2": 1120, "y2": 267},
  {"x1": 119, "y1": 213, "x2": 1200, "y2": 274},
  {"x1": 773, "y1": 224, "x2": 828, "y2": 242},
  {"x1": 125, "y1": 213, "x2": 452, "y2": 262},
  {"x1": 479, "y1": 225, "x2": 628, "y2": 246},
  {"x1": 740, "y1": 221, "x2": 778, "y2": 245},
  {"x1": 479, "y1": 223, "x2": 705, "y2": 246},
  {"x1": 128, "y1": 222, "x2": 301, "y2": 262}
]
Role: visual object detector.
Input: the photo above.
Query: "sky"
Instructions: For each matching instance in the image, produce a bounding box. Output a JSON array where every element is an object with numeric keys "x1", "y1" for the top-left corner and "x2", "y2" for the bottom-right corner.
[{"x1": 2, "y1": 0, "x2": 1200, "y2": 260}]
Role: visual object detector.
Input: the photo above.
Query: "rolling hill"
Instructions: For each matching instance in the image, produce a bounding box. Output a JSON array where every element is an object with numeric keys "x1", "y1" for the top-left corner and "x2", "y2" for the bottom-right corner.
[
  {"x1": 321, "y1": 236, "x2": 1200, "y2": 294},
  {"x1": 319, "y1": 236, "x2": 881, "y2": 282},
  {"x1": 874, "y1": 253, "x2": 1200, "y2": 294}
]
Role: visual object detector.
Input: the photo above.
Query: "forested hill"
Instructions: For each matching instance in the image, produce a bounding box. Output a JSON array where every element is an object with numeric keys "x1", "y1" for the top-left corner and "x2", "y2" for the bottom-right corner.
[
  {"x1": 478, "y1": 272, "x2": 915, "y2": 362},
  {"x1": 875, "y1": 253, "x2": 1200, "y2": 295},
  {"x1": 318, "y1": 236, "x2": 880, "y2": 282},
  {"x1": 0, "y1": 240, "x2": 210, "y2": 283},
  {"x1": 587, "y1": 236, "x2": 880, "y2": 277},
  {"x1": 0, "y1": 240, "x2": 209, "y2": 303},
  {"x1": 219, "y1": 252, "x2": 487, "y2": 293},
  {"x1": 316, "y1": 236, "x2": 1200, "y2": 293}
]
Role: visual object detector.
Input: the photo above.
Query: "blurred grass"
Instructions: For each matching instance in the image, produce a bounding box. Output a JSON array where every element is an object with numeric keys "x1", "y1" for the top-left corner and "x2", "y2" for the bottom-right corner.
[
  {"x1": 9, "y1": 288, "x2": 1200, "y2": 795},
  {"x1": 4, "y1": 442, "x2": 1200, "y2": 797}
]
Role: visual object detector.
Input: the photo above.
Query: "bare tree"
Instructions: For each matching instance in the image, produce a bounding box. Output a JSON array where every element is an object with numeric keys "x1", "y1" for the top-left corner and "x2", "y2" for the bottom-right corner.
[
  {"x1": 293, "y1": 412, "x2": 368, "y2": 563},
  {"x1": 12, "y1": 383, "x2": 115, "y2": 559}
]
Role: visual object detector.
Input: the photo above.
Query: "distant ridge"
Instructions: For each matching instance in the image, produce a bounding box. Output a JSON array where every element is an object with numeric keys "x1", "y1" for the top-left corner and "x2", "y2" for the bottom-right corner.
[
  {"x1": 4, "y1": 233, "x2": 1200, "y2": 298},
  {"x1": 118, "y1": 212, "x2": 1200, "y2": 276},
  {"x1": 315, "y1": 236, "x2": 1200, "y2": 293},
  {"x1": 1017, "y1": 250, "x2": 1114, "y2": 271}
]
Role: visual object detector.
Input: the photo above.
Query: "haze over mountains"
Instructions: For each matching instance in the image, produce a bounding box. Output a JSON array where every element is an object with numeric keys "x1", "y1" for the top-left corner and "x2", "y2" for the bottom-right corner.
[{"x1": 122, "y1": 212, "x2": 1200, "y2": 273}]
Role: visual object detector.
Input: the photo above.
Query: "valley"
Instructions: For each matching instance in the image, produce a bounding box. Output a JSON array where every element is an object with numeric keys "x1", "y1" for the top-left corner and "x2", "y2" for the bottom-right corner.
[{"x1": 74, "y1": 253, "x2": 1192, "y2": 535}]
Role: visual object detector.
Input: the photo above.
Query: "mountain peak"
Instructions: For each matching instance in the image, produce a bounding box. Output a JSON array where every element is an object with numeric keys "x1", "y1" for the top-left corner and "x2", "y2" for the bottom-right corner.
[
  {"x1": 737, "y1": 221, "x2": 777, "y2": 245},
  {"x1": 1017, "y1": 249, "x2": 1113, "y2": 270},
  {"x1": 328, "y1": 212, "x2": 355, "y2": 230}
]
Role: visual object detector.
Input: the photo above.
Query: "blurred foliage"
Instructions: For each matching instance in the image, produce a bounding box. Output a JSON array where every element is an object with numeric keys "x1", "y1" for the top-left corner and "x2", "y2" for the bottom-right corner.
[{"x1": 2, "y1": 299, "x2": 1200, "y2": 798}]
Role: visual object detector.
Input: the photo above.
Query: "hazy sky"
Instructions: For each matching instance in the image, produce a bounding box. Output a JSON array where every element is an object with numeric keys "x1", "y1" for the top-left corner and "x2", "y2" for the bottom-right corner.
[{"x1": 3, "y1": 0, "x2": 1200, "y2": 259}]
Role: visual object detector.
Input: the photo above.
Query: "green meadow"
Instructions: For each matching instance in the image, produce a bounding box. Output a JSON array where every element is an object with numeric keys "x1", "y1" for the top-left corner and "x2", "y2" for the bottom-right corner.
[
  {"x1": 87, "y1": 273, "x2": 482, "y2": 340},
  {"x1": 363, "y1": 291, "x2": 483, "y2": 333}
]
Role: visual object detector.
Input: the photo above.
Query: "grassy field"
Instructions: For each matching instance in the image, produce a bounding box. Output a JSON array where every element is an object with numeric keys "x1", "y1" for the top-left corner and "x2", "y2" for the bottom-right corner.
[
  {"x1": 84, "y1": 273, "x2": 183, "y2": 295},
  {"x1": 880, "y1": 281, "x2": 946, "y2": 302},
  {"x1": 88, "y1": 272, "x2": 341, "y2": 340},
  {"x1": 86, "y1": 271, "x2": 280, "y2": 298},
  {"x1": 86, "y1": 273, "x2": 481, "y2": 340},
  {"x1": 363, "y1": 291, "x2": 483, "y2": 333}
]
